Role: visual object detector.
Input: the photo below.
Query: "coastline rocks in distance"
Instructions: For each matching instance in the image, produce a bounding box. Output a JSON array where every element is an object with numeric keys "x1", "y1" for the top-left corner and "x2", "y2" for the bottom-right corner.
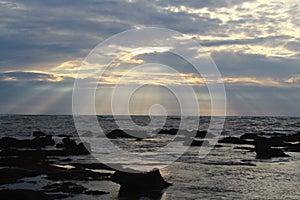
[
  {"x1": 106, "y1": 129, "x2": 149, "y2": 139},
  {"x1": 110, "y1": 168, "x2": 172, "y2": 196},
  {"x1": 0, "y1": 135, "x2": 55, "y2": 149},
  {"x1": 254, "y1": 137, "x2": 289, "y2": 158}
]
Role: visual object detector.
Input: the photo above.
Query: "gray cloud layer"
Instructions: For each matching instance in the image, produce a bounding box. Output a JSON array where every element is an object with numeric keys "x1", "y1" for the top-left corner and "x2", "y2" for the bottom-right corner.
[{"x1": 0, "y1": 0, "x2": 299, "y2": 115}]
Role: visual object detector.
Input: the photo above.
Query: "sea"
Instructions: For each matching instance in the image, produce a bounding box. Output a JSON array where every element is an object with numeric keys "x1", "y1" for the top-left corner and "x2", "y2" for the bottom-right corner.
[{"x1": 0, "y1": 115, "x2": 300, "y2": 199}]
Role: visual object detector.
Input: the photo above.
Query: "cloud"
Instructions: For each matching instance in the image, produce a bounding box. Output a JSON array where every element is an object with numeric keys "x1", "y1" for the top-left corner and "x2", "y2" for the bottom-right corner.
[
  {"x1": 0, "y1": 71, "x2": 63, "y2": 82},
  {"x1": 0, "y1": 0, "x2": 300, "y2": 115}
]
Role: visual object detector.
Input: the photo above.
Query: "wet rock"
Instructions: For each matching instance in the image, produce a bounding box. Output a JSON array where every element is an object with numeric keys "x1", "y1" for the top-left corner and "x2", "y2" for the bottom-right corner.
[
  {"x1": 56, "y1": 137, "x2": 90, "y2": 155},
  {"x1": 106, "y1": 129, "x2": 147, "y2": 139},
  {"x1": 214, "y1": 144, "x2": 224, "y2": 148},
  {"x1": 0, "y1": 167, "x2": 40, "y2": 185},
  {"x1": 254, "y1": 137, "x2": 289, "y2": 158},
  {"x1": 240, "y1": 133, "x2": 258, "y2": 140},
  {"x1": 284, "y1": 131, "x2": 300, "y2": 142},
  {"x1": 218, "y1": 137, "x2": 244, "y2": 144},
  {"x1": 234, "y1": 146, "x2": 255, "y2": 151},
  {"x1": 32, "y1": 131, "x2": 47, "y2": 137},
  {"x1": 195, "y1": 131, "x2": 208, "y2": 138},
  {"x1": 284, "y1": 143, "x2": 300, "y2": 152},
  {"x1": 158, "y1": 128, "x2": 179, "y2": 135},
  {"x1": 43, "y1": 182, "x2": 86, "y2": 194},
  {"x1": 0, "y1": 136, "x2": 55, "y2": 149},
  {"x1": 183, "y1": 139, "x2": 209, "y2": 146},
  {"x1": 46, "y1": 168, "x2": 111, "y2": 181},
  {"x1": 110, "y1": 168, "x2": 171, "y2": 196},
  {"x1": 0, "y1": 189, "x2": 53, "y2": 200},
  {"x1": 84, "y1": 190, "x2": 109, "y2": 195}
]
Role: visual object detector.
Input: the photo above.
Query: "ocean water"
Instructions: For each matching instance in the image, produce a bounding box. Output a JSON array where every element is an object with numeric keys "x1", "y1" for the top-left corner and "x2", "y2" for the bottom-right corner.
[{"x1": 0, "y1": 115, "x2": 300, "y2": 199}]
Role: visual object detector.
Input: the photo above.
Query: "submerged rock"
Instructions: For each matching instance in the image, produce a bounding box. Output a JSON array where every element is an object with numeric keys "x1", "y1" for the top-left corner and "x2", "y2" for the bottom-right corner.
[{"x1": 110, "y1": 168, "x2": 171, "y2": 196}]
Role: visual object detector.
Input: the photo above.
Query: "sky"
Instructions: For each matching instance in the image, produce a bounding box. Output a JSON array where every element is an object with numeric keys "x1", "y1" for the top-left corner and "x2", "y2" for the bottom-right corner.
[{"x1": 0, "y1": 0, "x2": 300, "y2": 116}]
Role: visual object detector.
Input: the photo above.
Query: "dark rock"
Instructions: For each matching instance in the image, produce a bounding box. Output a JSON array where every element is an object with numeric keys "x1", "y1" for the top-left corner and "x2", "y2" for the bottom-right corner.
[
  {"x1": 46, "y1": 168, "x2": 111, "y2": 181},
  {"x1": 183, "y1": 139, "x2": 209, "y2": 146},
  {"x1": 106, "y1": 129, "x2": 148, "y2": 139},
  {"x1": 254, "y1": 137, "x2": 289, "y2": 158},
  {"x1": 32, "y1": 131, "x2": 46, "y2": 137},
  {"x1": 284, "y1": 132, "x2": 300, "y2": 142},
  {"x1": 43, "y1": 182, "x2": 86, "y2": 194},
  {"x1": 0, "y1": 136, "x2": 55, "y2": 149},
  {"x1": 214, "y1": 144, "x2": 224, "y2": 148},
  {"x1": 158, "y1": 128, "x2": 179, "y2": 135},
  {"x1": 57, "y1": 134, "x2": 70, "y2": 138},
  {"x1": 56, "y1": 137, "x2": 90, "y2": 155},
  {"x1": 70, "y1": 162, "x2": 113, "y2": 171},
  {"x1": 84, "y1": 190, "x2": 109, "y2": 195},
  {"x1": 218, "y1": 137, "x2": 244, "y2": 144},
  {"x1": 234, "y1": 146, "x2": 255, "y2": 151},
  {"x1": 195, "y1": 131, "x2": 207, "y2": 138},
  {"x1": 240, "y1": 133, "x2": 258, "y2": 140},
  {"x1": 0, "y1": 189, "x2": 52, "y2": 200},
  {"x1": 284, "y1": 142, "x2": 300, "y2": 152},
  {"x1": 110, "y1": 168, "x2": 171, "y2": 196},
  {"x1": 0, "y1": 167, "x2": 40, "y2": 185}
]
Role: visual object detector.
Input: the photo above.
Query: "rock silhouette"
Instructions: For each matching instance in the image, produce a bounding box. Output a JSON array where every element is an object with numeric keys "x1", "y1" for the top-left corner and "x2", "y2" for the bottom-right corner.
[
  {"x1": 110, "y1": 168, "x2": 171, "y2": 197},
  {"x1": 106, "y1": 129, "x2": 149, "y2": 139},
  {"x1": 254, "y1": 137, "x2": 289, "y2": 158}
]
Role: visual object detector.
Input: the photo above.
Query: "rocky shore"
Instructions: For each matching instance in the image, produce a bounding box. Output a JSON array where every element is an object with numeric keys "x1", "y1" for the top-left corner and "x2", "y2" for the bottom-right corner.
[{"x1": 1, "y1": 129, "x2": 300, "y2": 199}]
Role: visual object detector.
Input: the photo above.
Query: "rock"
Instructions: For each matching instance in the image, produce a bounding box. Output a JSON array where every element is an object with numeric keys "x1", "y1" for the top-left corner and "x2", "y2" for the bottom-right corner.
[
  {"x1": 0, "y1": 136, "x2": 55, "y2": 149},
  {"x1": 158, "y1": 128, "x2": 179, "y2": 135},
  {"x1": 110, "y1": 168, "x2": 171, "y2": 196},
  {"x1": 106, "y1": 129, "x2": 148, "y2": 139},
  {"x1": 0, "y1": 189, "x2": 53, "y2": 200},
  {"x1": 195, "y1": 131, "x2": 207, "y2": 138},
  {"x1": 254, "y1": 137, "x2": 289, "y2": 158},
  {"x1": 32, "y1": 131, "x2": 46, "y2": 137},
  {"x1": 240, "y1": 133, "x2": 258, "y2": 140},
  {"x1": 43, "y1": 182, "x2": 86, "y2": 194},
  {"x1": 234, "y1": 146, "x2": 255, "y2": 151},
  {"x1": 84, "y1": 190, "x2": 109, "y2": 195},
  {"x1": 218, "y1": 137, "x2": 244, "y2": 144},
  {"x1": 0, "y1": 167, "x2": 40, "y2": 185},
  {"x1": 284, "y1": 143, "x2": 300, "y2": 152},
  {"x1": 214, "y1": 144, "x2": 224, "y2": 148},
  {"x1": 183, "y1": 139, "x2": 209, "y2": 146},
  {"x1": 56, "y1": 137, "x2": 90, "y2": 155},
  {"x1": 284, "y1": 132, "x2": 300, "y2": 142}
]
